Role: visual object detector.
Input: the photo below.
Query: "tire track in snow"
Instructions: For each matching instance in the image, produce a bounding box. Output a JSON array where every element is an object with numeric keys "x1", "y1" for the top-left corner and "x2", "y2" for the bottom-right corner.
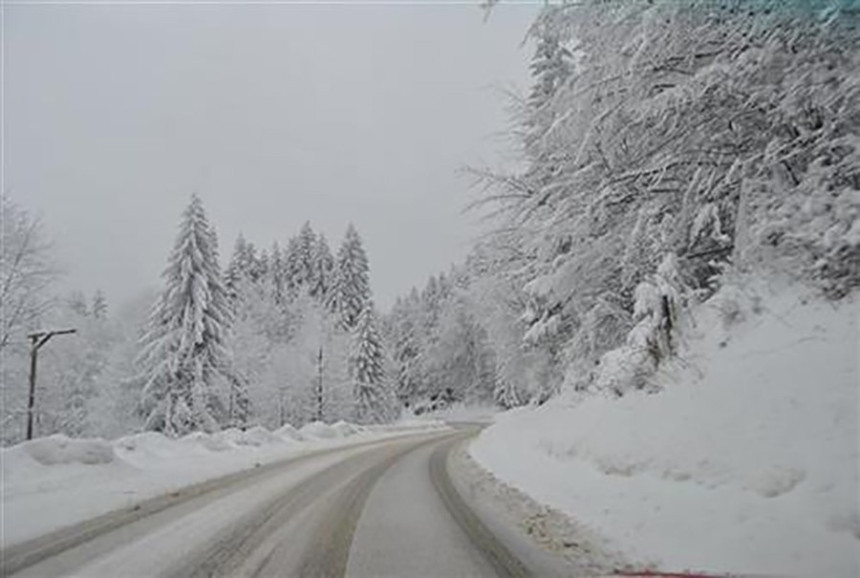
[
  {"x1": 1, "y1": 434, "x2": 444, "y2": 577},
  {"x1": 174, "y1": 434, "x2": 447, "y2": 578},
  {"x1": 429, "y1": 433, "x2": 531, "y2": 578}
]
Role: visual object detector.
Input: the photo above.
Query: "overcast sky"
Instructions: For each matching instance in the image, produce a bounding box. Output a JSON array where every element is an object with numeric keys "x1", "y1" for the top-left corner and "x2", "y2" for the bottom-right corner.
[{"x1": 6, "y1": 2, "x2": 535, "y2": 311}]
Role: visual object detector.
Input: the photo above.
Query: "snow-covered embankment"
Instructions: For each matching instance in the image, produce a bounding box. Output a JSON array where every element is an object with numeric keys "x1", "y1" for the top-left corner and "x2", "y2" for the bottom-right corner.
[{"x1": 471, "y1": 281, "x2": 859, "y2": 577}]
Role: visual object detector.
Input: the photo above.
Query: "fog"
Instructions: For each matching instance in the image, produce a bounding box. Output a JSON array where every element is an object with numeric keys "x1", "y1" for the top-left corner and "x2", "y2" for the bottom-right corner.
[{"x1": 6, "y1": 2, "x2": 535, "y2": 309}]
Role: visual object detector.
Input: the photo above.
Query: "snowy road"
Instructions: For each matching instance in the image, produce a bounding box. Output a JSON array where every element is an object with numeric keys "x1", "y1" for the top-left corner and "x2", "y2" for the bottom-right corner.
[{"x1": 2, "y1": 427, "x2": 530, "y2": 578}]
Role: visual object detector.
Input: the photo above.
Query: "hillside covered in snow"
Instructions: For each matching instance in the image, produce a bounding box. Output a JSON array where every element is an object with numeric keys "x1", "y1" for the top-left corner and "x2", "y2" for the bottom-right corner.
[{"x1": 472, "y1": 279, "x2": 858, "y2": 576}]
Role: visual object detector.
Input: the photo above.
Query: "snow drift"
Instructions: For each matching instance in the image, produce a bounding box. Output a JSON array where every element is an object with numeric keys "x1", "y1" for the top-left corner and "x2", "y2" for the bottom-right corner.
[
  {"x1": 20, "y1": 435, "x2": 116, "y2": 466},
  {"x1": 299, "y1": 421, "x2": 339, "y2": 439},
  {"x1": 471, "y1": 280, "x2": 859, "y2": 577}
]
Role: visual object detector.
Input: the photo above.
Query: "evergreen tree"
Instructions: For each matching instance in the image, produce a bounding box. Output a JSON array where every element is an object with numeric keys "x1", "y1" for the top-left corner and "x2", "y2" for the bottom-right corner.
[
  {"x1": 388, "y1": 295, "x2": 422, "y2": 406},
  {"x1": 269, "y1": 242, "x2": 286, "y2": 306},
  {"x1": 333, "y1": 224, "x2": 370, "y2": 331},
  {"x1": 311, "y1": 233, "x2": 335, "y2": 303},
  {"x1": 253, "y1": 248, "x2": 269, "y2": 283},
  {"x1": 226, "y1": 373, "x2": 252, "y2": 428},
  {"x1": 225, "y1": 234, "x2": 256, "y2": 299},
  {"x1": 283, "y1": 236, "x2": 302, "y2": 298},
  {"x1": 137, "y1": 195, "x2": 233, "y2": 436},
  {"x1": 297, "y1": 221, "x2": 316, "y2": 289},
  {"x1": 353, "y1": 302, "x2": 388, "y2": 423}
]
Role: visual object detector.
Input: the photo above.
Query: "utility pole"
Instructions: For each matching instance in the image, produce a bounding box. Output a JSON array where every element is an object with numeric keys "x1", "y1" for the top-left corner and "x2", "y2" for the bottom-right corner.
[
  {"x1": 27, "y1": 329, "x2": 76, "y2": 440},
  {"x1": 316, "y1": 345, "x2": 324, "y2": 422}
]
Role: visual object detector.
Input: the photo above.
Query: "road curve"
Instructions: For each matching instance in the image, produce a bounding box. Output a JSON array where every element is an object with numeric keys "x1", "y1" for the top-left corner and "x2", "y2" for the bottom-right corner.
[{"x1": 2, "y1": 427, "x2": 534, "y2": 578}]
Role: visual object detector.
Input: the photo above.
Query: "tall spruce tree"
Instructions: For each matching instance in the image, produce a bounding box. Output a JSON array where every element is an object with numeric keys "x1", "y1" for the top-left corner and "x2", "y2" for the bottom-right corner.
[
  {"x1": 353, "y1": 301, "x2": 388, "y2": 424},
  {"x1": 225, "y1": 234, "x2": 257, "y2": 299},
  {"x1": 283, "y1": 236, "x2": 302, "y2": 299},
  {"x1": 137, "y1": 195, "x2": 234, "y2": 436},
  {"x1": 297, "y1": 221, "x2": 317, "y2": 290},
  {"x1": 269, "y1": 241, "x2": 286, "y2": 306},
  {"x1": 333, "y1": 224, "x2": 370, "y2": 331},
  {"x1": 311, "y1": 233, "x2": 335, "y2": 303}
]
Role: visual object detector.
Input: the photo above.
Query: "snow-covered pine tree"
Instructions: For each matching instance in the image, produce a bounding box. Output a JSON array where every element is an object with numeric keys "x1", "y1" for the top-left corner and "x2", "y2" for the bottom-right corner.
[
  {"x1": 225, "y1": 234, "x2": 257, "y2": 300},
  {"x1": 333, "y1": 224, "x2": 371, "y2": 331},
  {"x1": 253, "y1": 247, "x2": 269, "y2": 283},
  {"x1": 269, "y1": 242, "x2": 286, "y2": 306},
  {"x1": 297, "y1": 221, "x2": 317, "y2": 290},
  {"x1": 388, "y1": 296, "x2": 422, "y2": 406},
  {"x1": 137, "y1": 195, "x2": 234, "y2": 436},
  {"x1": 353, "y1": 301, "x2": 389, "y2": 424},
  {"x1": 283, "y1": 236, "x2": 302, "y2": 299},
  {"x1": 226, "y1": 372, "x2": 252, "y2": 428},
  {"x1": 311, "y1": 233, "x2": 335, "y2": 304}
]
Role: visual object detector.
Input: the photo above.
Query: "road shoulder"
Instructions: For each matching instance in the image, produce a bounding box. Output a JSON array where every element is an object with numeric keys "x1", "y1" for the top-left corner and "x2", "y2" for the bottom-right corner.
[{"x1": 448, "y1": 436, "x2": 633, "y2": 577}]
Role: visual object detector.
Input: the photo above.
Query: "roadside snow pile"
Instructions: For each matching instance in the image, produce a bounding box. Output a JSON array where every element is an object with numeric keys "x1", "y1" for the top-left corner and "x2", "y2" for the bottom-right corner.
[
  {"x1": 274, "y1": 423, "x2": 304, "y2": 441},
  {"x1": 299, "y1": 421, "x2": 339, "y2": 439},
  {"x1": 367, "y1": 418, "x2": 449, "y2": 433},
  {"x1": 180, "y1": 431, "x2": 236, "y2": 452},
  {"x1": 2, "y1": 435, "x2": 119, "y2": 488},
  {"x1": 235, "y1": 426, "x2": 284, "y2": 447},
  {"x1": 471, "y1": 280, "x2": 859, "y2": 577},
  {"x1": 2, "y1": 418, "x2": 448, "y2": 547},
  {"x1": 115, "y1": 431, "x2": 178, "y2": 457},
  {"x1": 21, "y1": 434, "x2": 115, "y2": 466},
  {"x1": 331, "y1": 420, "x2": 363, "y2": 437}
]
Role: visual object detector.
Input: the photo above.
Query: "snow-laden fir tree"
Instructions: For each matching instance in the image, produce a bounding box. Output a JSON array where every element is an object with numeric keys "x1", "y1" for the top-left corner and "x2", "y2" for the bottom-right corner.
[
  {"x1": 253, "y1": 247, "x2": 269, "y2": 283},
  {"x1": 388, "y1": 295, "x2": 422, "y2": 406},
  {"x1": 311, "y1": 233, "x2": 335, "y2": 303},
  {"x1": 137, "y1": 195, "x2": 235, "y2": 436},
  {"x1": 297, "y1": 221, "x2": 317, "y2": 290},
  {"x1": 333, "y1": 224, "x2": 370, "y2": 331},
  {"x1": 225, "y1": 234, "x2": 257, "y2": 300},
  {"x1": 352, "y1": 301, "x2": 388, "y2": 424},
  {"x1": 283, "y1": 236, "x2": 302, "y2": 299},
  {"x1": 269, "y1": 241, "x2": 286, "y2": 306}
]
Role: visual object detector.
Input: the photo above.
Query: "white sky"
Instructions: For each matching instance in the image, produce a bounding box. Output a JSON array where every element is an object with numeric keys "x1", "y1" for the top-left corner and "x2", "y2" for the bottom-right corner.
[{"x1": 5, "y1": 2, "x2": 535, "y2": 311}]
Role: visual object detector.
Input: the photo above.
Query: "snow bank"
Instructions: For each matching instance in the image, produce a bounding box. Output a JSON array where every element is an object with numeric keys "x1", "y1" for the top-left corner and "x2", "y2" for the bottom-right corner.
[
  {"x1": 471, "y1": 280, "x2": 859, "y2": 577},
  {"x1": 366, "y1": 418, "x2": 449, "y2": 433},
  {"x1": 1, "y1": 418, "x2": 448, "y2": 547},
  {"x1": 330, "y1": 420, "x2": 362, "y2": 437},
  {"x1": 234, "y1": 426, "x2": 284, "y2": 447},
  {"x1": 1, "y1": 435, "x2": 118, "y2": 489},
  {"x1": 274, "y1": 423, "x2": 304, "y2": 441},
  {"x1": 299, "y1": 421, "x2": 339, "y2": 439},
  {"x1": 21, "y1": 434, "x2": 116, "y2": 466},
  {"x1": 116, "y1": 431, "x2": 178, "y2": 456}
]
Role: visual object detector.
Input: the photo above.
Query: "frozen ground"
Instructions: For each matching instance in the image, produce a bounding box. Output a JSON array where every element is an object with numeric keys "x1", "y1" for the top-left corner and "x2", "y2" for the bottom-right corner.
[
  {"x1": 471, "y1": 279, "x2": 859, "y2": 577},
  {"x1": 1, "y1": 419, "x2": 445, "y2": 547}
]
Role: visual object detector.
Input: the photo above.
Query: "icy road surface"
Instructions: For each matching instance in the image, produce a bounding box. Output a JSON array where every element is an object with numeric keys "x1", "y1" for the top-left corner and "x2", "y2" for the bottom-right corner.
[{"x1": 2, "y1": 427, "x2": 533, "y2": 578}]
